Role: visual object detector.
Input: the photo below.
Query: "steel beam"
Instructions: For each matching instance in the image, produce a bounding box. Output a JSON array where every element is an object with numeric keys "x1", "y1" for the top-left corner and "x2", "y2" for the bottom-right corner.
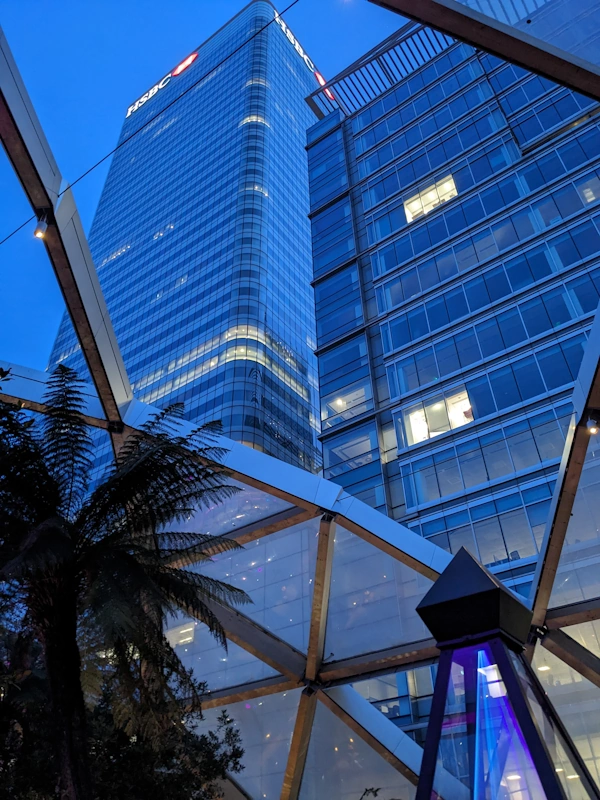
[
  {"x1": 368, "y1": 0, "x2": 600, "y2": 101},
  {"x1": 305, "y1": 515, "x2": 336, "y2": 682},
  {"x1": 531, "y1": 310, "x2": 600, "y2": 626},
  {"x1": 201, "y1": 675, "x2": 301, "y2": 710},
  {"x1": 318, "y1": 686, "x2": 468, "y2": 800},
  {"x1": 0, "y1": 29, "x2": 131, "y2": 442},
  {"x1": 280, "y1": 688, "x2": 317, "y2": 800},
  {"x1": 318, "y1": 639, "x2": 439, "y2": 684},
  {"x1": 542, "y1": 629, "x2": 600, "y2": 689}
]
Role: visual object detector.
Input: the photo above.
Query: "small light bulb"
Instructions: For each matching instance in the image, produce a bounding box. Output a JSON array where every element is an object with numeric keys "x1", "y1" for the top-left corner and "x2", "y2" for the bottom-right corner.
[
  {"x1": 34, "y1": 218, "x2": 48, "y2": 239},
  {"x1": 587, "y1": 418, "x2": 599, "y2": 434}
]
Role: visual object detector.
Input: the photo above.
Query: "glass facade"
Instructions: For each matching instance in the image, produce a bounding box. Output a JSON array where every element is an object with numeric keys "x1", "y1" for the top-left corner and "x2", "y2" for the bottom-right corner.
[
  {"x1": 49, "y1": 1, "x2": 322, "y2": 471},
  {"x1": 308, "y1": 33, "x2": 600, "y2": 595}
]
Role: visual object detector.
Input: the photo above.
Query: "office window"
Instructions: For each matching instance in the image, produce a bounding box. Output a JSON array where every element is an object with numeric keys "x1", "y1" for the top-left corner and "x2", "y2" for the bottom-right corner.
[
  {"x1": 404, "y1": 175, "x2": 457, "y2": 223},
  {"x1": 402, "y1": 385, "x2": 473, "y2": 446},
  {"x1": 321, "y1": 378, "x2": 373, "y2": 430},
  {"x1": 323, "y1": 423, "x2": 379, "y2": 479}
]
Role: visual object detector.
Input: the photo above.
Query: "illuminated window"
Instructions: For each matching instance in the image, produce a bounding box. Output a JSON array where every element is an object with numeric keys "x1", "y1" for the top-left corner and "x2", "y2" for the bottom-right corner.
[
  {"x1": 321, "y1": 379, "x2": 373, "y2": 429},
  {"x1": 239, "y1": 115, "x2": 270, "y2": 127},
  {"x1": 404, "y1": 175, "x2": 457, "y2": 223},
  {"x1": 241, "y1": 184, "x2": 269, "y2": 196},
  {"x1": 153, "y1": 223, "x2": 175, "y2": 240},
  {"x1": 245, "y1": 77, "x2": 269, "y2": 87},
  {"x1": 403, "y1": 386, "x2": 473, "y2": 446},
  {"x1": 165, "y1": 622, "x2": 195, "y2": 648},
  {"x1": 100, "y1": 243, "x2": 130, "y2": 267}
]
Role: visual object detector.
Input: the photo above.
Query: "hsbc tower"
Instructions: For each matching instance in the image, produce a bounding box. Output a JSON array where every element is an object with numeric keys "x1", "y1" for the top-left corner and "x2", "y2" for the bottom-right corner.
[{"x1": 50, "y1": 0, "x2": 323, "y2": 471}]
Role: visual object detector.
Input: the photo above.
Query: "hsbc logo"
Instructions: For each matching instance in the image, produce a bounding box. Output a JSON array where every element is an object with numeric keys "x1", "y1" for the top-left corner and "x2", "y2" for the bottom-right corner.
[
  {"x1": 273, "y1": 11, "x2": 315, "y2": 72},
  {"x1": 126, "y1": 52, "x2": 198, "y2": 118}
]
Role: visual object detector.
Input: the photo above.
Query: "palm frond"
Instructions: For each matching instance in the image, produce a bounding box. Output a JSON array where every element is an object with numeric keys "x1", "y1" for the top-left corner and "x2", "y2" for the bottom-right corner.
[{"x1": 41, "y1": 366, "x2": 93, "y2": 520}]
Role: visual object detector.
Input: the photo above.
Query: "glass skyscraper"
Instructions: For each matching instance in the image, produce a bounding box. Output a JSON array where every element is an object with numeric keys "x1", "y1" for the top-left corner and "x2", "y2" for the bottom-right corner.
[
  {"x1": 50, "y1": 0, "x2": 322, "y2": 471},
  {"x1": 308, "y1": 22, "x2": 600, "y2": 599}
]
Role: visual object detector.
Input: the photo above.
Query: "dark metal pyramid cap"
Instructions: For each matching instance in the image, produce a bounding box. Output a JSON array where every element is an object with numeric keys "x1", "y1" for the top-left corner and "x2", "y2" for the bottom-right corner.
[{"x1": 416, "y1": 548, "x2": 532, "y2": 648}]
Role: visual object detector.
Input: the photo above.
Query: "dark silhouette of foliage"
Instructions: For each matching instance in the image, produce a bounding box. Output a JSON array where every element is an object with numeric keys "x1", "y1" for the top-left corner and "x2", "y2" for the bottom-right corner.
[{"x1": 0, "y1": 365, "x2": 249, "y2": 799}]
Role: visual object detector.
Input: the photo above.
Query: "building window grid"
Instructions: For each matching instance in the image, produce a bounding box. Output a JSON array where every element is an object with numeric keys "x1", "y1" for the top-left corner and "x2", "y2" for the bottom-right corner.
[
  {"x1": 351, "y1": 42, "x2": 476, "y2": 136},
  {"x1": 362, "y1": 118, "x2": 515, "y2": 215},
  {"x1": 392, "y1": 329, "x2": 586, "y2": 450},
  {"x1": 354, "y1": 63, "x2": 491, "y2": 164},
  {"x1": 366, "y1": 136, "x2": 600, "y2": 255},
  {"x1": 379, "y1": 213, "x2": 600, "y2": 358},
  {"x1": 407, "y1": 477, "x2": 556, "y2": 574},
  {"x1": 399, "y1": 402, "x2": 570, "y2": 511},
  {"x1": 383, "y1": 266, "x2": 600, "y2": 401}
]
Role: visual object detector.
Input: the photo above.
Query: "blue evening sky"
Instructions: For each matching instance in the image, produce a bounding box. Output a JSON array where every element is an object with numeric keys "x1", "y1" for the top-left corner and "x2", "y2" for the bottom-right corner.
[{"x1": 0, "y1": 0, "x2": 402, "y2": 369}]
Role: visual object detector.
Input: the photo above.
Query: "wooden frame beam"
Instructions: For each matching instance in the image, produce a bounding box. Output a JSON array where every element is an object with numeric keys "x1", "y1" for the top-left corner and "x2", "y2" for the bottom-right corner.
[
  {"x1": 280, "y1": 688, "x2": 318, "y2": 800},
  {"x1": 545, "y1": 598, "x2": 600, "y2": 630},
  {"x1": 542, "y1": 629, "x2": 600, "y2": 689},
  {"x1": 319, "y1": 639, "x2": 439, "y2": 683},
  {"x1": 305, "y1": 514, "x2": 336, "y2": 682},
  {"x1": 368, "y1": 0, "x2": 600, "y2": 101},
  {"x1": 201, "y1": 675, "x2": 301, "y2": 710},
  {"x1": 194, "y1": 601, "x2": 307, "y2": 680}
]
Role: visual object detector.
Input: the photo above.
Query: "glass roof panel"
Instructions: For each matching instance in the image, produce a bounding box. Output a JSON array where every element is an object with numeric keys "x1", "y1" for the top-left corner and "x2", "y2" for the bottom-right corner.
[
  {"x1": 324, "y1": 525, "x2": 432, "y2": 661},
  {"x1": 427, "y1": 0, "x2": 600, "y2": 71},
  {"x1": 299, "y1": 698, "x2": 416, "y2": 800},
  {"x1": 533, "y1": 641, "x2": 600, "y2": 787},
  {"x1": 194, "y1": 688, "x2": 301, "y2": 800},
  {"x1": 192, "y1": 516, "x2": 320, "y2": 651},
  {"x1": 176, "y1": 479, "x2": 295, "y2": 539},
  {"x1": 549, "y1": 435, "x2": 600, "y2": 609},
  {"x1": 165, "y1": 616, "x2": 279, "y2": 692},
  {"x1": 352, "y1": 665, "x2": 436, "y2": 745}
]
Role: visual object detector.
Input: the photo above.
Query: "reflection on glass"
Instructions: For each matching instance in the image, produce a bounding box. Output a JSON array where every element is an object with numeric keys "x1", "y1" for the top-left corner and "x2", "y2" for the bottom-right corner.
[
  {"x1": 300, "y1": 700, "x2": 416, "y2": 799},
  {"x1": 176, "y1": 479, "x2": 293, "y2": 539},
  {"x1": 192, "y1": 517, "x2": 320, "y2": 651},
  {"x1": 533, "y1": 636, "x2": 600, "y2": 787},
  {"x1": 325, "y1": 526, "x2": 431, "y2": 660},
  {"x1": 511, "y1": 650, "x2": 590, "y2": 798},
  {"x1": 164, "y1": 617, "x2": 279, "y2": 691},
  {"x1": 194, "y1": 689, "x2": 301, "y2": 800},
  {"x1": 549, "y1": 436, "x2": 600, "y2": 609}
]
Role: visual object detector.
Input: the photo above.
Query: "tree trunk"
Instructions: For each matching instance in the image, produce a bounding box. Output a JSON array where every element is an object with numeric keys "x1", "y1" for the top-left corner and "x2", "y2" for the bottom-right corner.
[{"x1": 42, "y1": 591, "x2": 93, "y2": 800}]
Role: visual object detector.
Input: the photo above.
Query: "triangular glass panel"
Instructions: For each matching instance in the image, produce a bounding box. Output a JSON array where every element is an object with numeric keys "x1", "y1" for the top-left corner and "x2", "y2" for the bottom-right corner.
[
  {"x1": 352, "y1": 666, "x2": 437, "y2": 745},
  {"x1": 165, "y1": 616, "x2": 279, "y2": 692},
  {"x1": 533, "y1": 631, "x2": 600, "y2": 787},
  {"x1": 176, "y1": 480, "x2": 294, "y2": 539},
  {"x1": 510, "y1": 649, "x2": 596, "y2": 797},
  {"x1": 549, "y1": 434, "x2": 600, "y2": 609},
  {"x1": 194, "y1": 688, "x2": 301, "y2": 800},
  {"x1": 299, "y1": 699, "x2": 416, "y2": 799},
  {"x1": 191, "y1": 516, "x2": 320, "y2": 651},
  {"x1": 325, "y1": 525, "x2": 432, "y2": 661}
]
